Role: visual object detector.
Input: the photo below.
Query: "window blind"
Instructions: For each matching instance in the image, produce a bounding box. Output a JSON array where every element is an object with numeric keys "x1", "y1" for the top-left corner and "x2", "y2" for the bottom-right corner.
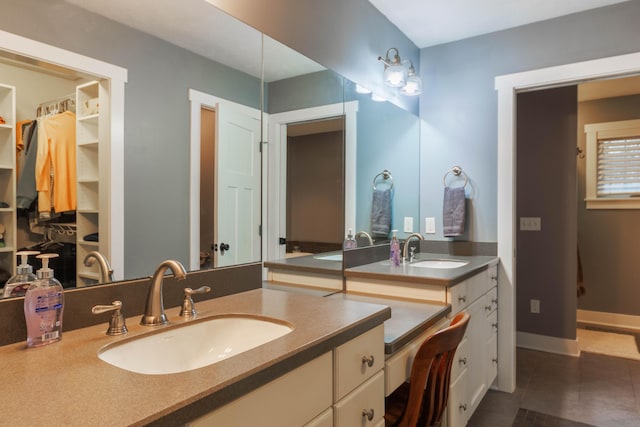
[{"x1": 597, "y1": 136, "x2": 640, "y2": 196}]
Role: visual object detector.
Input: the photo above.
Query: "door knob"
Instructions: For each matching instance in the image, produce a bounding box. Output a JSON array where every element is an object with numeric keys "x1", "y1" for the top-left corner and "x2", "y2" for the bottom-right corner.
[{"x1": 220, "y1": 243, "x2": 230, "y2": 254}]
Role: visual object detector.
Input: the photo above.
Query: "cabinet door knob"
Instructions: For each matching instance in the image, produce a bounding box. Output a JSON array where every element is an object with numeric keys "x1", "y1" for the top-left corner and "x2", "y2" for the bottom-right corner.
[
  {"x1": 492, "y1": 323, "x2": 498, "y2": 331},
  {"x1": 459, "y1": 357, "x2": 467, "y2": 365},
  {"x1": 362, "y1": 409, "x2": 375, "y2": 421},
  {"x1": 362, "y1": 355, "x2": 375, "y2": 368},
  {"x1": 458, "y1": 296, "x2": 466, "y2": 303},
  {"x1": 491, "y1": 275, "x2": 498, "y2": 281},
  {"x1": 492, "y1": 298, "x2": 498, "y2": 305},
  {"x1": 493, "y1": 357, "x2": 499, "y2": 364},
  {"x1": 459, "y1": 404, "x2": 467, "y2": 411},
  {"x1": 485, "y1": 305, "x2": 492, "y2": 312}
]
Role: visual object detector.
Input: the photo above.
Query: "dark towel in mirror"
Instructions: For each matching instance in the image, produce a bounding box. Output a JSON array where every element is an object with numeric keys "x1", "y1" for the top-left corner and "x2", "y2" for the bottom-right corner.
[
  {"x1": 443, "y1": 186, "x2": 466, "y2": 237},
  {"x1": 371, "y1": 188, "x2": 392, "y2": 237}
]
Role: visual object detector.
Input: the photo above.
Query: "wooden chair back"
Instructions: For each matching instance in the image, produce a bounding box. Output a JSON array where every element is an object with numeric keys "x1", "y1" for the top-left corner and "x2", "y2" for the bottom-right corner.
[{"x1": 385, "y1": 311, "x2": 470, "y2": 427}]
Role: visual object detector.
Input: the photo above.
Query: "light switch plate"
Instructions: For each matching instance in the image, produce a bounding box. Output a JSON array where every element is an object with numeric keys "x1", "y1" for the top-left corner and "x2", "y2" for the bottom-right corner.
[
  {"x1": 520, "y1": 217, "x2": 541, "y2": 231},
  {"x1": 425, "y1": 217, "x2": 436, "y2": 234},
  {"x1": 530, "y1": 299, "x2": 540, "y2": 314},
  {"x1": 404, "y1": 217, "x2": 413, "y2": 233}
]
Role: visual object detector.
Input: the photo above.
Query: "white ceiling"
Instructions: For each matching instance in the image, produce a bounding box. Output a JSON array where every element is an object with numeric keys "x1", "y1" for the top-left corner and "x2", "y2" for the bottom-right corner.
[
  {"x1": 64, "y1": 0, "x2": 325, "y2": 82},
  {"x1": 368, "y1": 0, "x2": 630, "y2": 48}
]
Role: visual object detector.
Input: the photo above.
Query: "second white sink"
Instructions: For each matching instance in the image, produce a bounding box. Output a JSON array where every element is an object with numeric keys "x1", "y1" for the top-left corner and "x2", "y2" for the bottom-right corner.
[
  {"x1": 98, "y1": 315, "x2": 293, "y2": 375},
  {"x1": 411, "y1": 259, "x2": 469, "y2": 269}
]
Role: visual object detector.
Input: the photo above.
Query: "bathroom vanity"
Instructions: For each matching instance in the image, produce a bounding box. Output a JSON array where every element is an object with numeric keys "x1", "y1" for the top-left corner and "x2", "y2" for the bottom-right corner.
[
  {"x1": 0, "y1": 289, "x2": 390, "y2": 426},
  {"x1": 266, "y1": 251, "x2": 499, "y2": 427}
]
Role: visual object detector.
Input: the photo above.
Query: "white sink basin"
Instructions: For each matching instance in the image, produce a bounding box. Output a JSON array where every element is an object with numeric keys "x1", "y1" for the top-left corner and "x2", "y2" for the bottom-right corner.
[
  {"x1": 411, "y1": 259, "x2": 469, "y2": 269},
  {"x1": 313, "y1": 253, "x2": 342, "y2": 262},
  {"x1": 97, "y1": 316, "x2": 293, "y2": 375}
]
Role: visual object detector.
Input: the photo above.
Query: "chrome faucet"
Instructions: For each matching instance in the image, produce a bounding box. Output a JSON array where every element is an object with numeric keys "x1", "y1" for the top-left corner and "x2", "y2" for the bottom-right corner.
[
  {"x1": 402, "y1": 233, "x2": 424, "y2": 263},
  {"x1": 140, "y1": 260, "x2": 187, "y2": 326},
  {"x1": 83, "y1": 251, "x2": 114, "y2": 283},
  {"x1": 355, "y1": 230, "x2": 374, "y2": 246}
]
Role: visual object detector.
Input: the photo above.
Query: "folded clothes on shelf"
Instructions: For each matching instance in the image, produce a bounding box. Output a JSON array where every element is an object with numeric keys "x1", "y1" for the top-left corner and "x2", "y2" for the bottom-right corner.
[{"x1": 83, "y1": 232, "x2": 99, "y2": 242}]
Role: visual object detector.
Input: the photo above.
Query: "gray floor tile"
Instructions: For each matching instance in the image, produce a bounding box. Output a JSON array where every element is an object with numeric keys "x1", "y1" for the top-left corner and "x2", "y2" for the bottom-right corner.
[{"x1": 468, "y1": 348, "x2": 640, "y2": 427}]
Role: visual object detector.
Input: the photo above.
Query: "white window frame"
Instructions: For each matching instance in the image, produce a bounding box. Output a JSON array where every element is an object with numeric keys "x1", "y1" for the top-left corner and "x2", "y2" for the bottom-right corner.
[{"x1": 585, "y1": 118, "x2": 640, "y2": 209}]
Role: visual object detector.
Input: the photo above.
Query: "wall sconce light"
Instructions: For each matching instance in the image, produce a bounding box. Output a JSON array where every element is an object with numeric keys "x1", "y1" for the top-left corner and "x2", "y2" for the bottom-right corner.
[
  {"x1": 400, "y1": 61, "x2": 422, "y2": 96},
  {"x1": 378, "y1": 48, "x2": 422, "y2": 96},
  {"x1": 378, "y1": 48, "x2": 406, "y2": 87}
]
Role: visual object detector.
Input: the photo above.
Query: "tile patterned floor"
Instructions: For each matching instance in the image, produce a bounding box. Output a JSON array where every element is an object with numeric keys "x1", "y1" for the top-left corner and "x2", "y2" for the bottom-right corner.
[{"x1": 467, "y1": 348, "x2": 640, "y2": 427}]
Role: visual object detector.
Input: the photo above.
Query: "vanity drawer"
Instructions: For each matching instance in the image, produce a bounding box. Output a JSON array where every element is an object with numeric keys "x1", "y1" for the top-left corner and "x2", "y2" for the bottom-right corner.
[
  {"x1": 334, "y1": 370, "x2": 384, "y2": 427},
  {"x1": 486, "y1": 286, "x2": 498, "y2": 315},
  {"x1": 334, "y1": 324, "x2": 384, "y2": 400},
  {"x1": 466, "y1": 270, "x2": 488, "y2": 303},
  {"x1": 384, "y1": 317, "x2": 448, "y2": 396},
  {"x1": 447, "y1": 281, "x2": 469, "y2": 314},
  {"x1": 305, "y1": 407, "x2": 333, "y2": 427},
  {"x1": 450, "y1": 336, "x2": 468, "y2": 383}
]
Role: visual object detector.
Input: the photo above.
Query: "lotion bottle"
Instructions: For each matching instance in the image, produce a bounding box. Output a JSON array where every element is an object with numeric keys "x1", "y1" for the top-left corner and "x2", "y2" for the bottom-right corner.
[
  {"x1": 343, "y1": 228, "x2": 357, "y2": 250},
  {"x1": 390, "y1": 230, "x2": 401, "y2": 266},
  {"x1": 24, "y1": 254, "x2": 64, "y2": 348},
  {"x1": 3, "y1": 250, "x2": 40, "y2": 298}
]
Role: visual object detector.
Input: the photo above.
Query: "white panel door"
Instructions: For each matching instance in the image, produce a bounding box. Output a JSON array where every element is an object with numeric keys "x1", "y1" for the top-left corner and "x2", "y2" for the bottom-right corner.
[{"x1": 215, "y1": 102, "x2": 261, "y2": 267}]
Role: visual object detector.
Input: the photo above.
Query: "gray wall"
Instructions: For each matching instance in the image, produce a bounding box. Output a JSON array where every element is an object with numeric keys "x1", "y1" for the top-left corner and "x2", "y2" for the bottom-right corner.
[
  {"x1": 419, "y1": 1, "x2": 640, "y2": 243},
  {"x1": 516, "y1": 87, "x2": 577, "y2": 340},
  {"x1": 577, "y1": 94, "x2": 640, "y2": 316},
  {"x1": 419, "y1": 1, "x2": 640, "y2": 339},
  {"x1": 0, "y1": 0, "x2": 262, "y2": 279}
]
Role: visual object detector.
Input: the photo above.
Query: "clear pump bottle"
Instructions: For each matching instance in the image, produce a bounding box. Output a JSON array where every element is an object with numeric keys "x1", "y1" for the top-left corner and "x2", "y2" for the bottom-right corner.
[
  {"x1": 3, "y1": 250, "x2": 39, "y2": 298},
  {"x1": 343, "y1": 228, "x2": 357, "y2": 250},
  {"x1": 390, "y1": 229, "x2": 401, "y2": 266},
  {"x1": 24, "y1": 254, "x2": 64, "y2": 348}
]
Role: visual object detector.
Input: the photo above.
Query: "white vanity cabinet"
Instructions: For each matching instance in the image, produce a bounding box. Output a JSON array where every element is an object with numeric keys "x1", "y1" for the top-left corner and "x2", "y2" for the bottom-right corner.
[
  {"x1": 446, "y1": 264, "x2": 498, "y2": 426},
  {"x1": 0, "y1": 83, "x2": 16, "y2": 279},
  {"x1": 189, "y1": 324, "x2": 385, "y2": 427}
]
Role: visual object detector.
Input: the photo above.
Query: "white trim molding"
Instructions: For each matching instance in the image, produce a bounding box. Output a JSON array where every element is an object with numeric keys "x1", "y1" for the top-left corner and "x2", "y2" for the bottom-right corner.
[
  {"x1": 496, "y1": 50, "x2": 640, "y2": 394},
  {"x1": 265, "y1": 101, "x2": 358, "y2": 262},
  {"x1": 517, "y1": 331, "x2": 580, "y2": 357}
]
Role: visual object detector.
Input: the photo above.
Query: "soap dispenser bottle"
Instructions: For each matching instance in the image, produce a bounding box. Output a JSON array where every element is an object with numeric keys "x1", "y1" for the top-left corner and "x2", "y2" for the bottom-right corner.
[
  {"x1": 24, "y1": 254, "x2": 64, "y2": 348},
  {"x1": 343, "y1": 228, "x2": 357, "y2": 249},
  {"x1": 3, "y1": 250, "x2": 40, "y2": 298},
  {"x1": 390, "y1": 230, "x2": 401, "y2": 266}
]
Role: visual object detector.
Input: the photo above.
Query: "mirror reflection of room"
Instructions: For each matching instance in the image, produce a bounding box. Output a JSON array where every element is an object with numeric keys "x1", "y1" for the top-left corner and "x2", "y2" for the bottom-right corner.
[
  {"x1": 285, "y1": 117, "x2": 345, "y2": 257},
  {"x1": 0, "y1": 52, "x2": 106, "y2": 297}
]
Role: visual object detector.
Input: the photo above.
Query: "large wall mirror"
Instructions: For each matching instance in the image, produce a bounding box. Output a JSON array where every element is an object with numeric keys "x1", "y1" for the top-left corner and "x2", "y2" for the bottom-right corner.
[{"x1": 0, "y1": 0, "x2": 421, "y2": 302}]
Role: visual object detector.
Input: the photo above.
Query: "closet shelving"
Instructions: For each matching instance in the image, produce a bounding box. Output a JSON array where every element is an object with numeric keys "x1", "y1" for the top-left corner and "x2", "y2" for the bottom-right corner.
[
  {"x1": 0, "y1": 83, "x2": 16, "y2": 278},
  {"x1": 76, "y1": 81, "x2": 106, "y2": 286}
]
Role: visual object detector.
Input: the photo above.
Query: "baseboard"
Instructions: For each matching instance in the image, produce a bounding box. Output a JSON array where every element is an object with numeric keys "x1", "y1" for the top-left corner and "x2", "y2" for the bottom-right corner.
[
  {"x1": 577, "y1": 309, "x2": 640, "y2": 333},
  {"x1": 516, "y1": 331, "x2": 580, "y2": 357}
]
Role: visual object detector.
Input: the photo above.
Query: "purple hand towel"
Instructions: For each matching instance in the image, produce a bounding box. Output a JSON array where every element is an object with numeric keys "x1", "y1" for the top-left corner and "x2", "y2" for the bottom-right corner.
[
  {"x1": 443, "y1": 186, "x2": 466, "y2": 237},
  {"x1": 371, "y1": 188, "x2": 392, "y2": 237}
]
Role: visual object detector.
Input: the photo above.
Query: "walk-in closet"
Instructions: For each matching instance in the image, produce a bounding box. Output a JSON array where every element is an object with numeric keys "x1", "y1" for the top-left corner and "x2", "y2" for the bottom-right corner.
[{"x1": 0, "y1": 51, "x2": 110, "y2": 293}]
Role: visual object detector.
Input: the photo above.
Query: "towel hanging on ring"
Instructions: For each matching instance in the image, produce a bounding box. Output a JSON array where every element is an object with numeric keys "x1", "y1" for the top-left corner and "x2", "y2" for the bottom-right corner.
[{"x1": 442, "y1": 166, "x2": 467, "y2": 237}]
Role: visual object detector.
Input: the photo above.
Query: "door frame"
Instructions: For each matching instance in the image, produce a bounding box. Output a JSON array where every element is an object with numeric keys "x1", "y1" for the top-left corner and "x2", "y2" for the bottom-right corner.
[
  {"x1": 266, "y1": 101, "x2": 358, "y2": 261},
  {"x1": 496, "y1": 51, "x2": 640, "y2": 393},
  {"x1": 0, "y1": 29, "x2": 127, "y2": 280},
  {"x1": 188, "y1": 89, "x2": 261, "y2": 271}
]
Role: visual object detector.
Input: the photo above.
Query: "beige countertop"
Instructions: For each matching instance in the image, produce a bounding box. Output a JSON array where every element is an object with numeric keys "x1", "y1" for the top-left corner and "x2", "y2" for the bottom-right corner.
[
  {"x1": 344, "y1": 253, "x2": 498, "y2": 286},
  {"x1": 0, "y1": 288, "x2": 390, "y2": 427}
]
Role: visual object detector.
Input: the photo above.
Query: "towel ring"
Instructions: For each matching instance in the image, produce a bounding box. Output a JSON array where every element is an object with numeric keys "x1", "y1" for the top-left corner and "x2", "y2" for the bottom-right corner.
[
  {"x1": 372, "y1": 169, "x2": 393, "y2": 190},
  {"x1": 443, "y1": 166, "x2": 468, "y2": 188}
]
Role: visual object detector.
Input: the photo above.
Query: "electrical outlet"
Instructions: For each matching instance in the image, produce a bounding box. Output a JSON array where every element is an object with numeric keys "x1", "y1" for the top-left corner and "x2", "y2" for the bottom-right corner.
[
  {"x1": 404, "y1": 217, "x2": 414, "y2": 233},
  {"x1": 520, "y1": 217, "x2": 541, "y2": 231},
  {"x1": 425, "y1": 217, "x2": 436, "y2": 234},
  {"x1": 530, "y1": 299, "x2": 540, "y2": 314}
]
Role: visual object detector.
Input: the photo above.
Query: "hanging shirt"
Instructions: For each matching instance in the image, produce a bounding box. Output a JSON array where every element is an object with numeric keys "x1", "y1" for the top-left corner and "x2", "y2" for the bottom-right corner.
[
  {"x1": 35, "y1": 111, "x2": 77, "y2": 213},
  {"x1": 16, "y1": 121, "x2": 39, "y2": 209}
]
